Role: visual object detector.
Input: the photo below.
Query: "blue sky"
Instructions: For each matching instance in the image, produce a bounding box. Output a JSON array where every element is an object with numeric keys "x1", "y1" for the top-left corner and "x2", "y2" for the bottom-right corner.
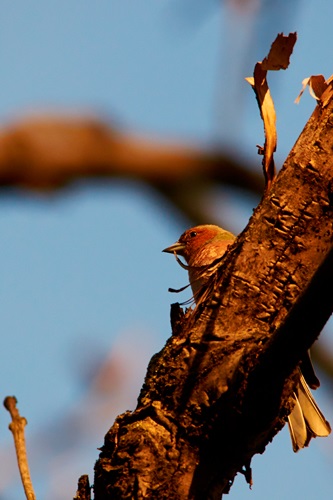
[{"x1": 0, "y1": 2, "x2": 332, "y2": 499}]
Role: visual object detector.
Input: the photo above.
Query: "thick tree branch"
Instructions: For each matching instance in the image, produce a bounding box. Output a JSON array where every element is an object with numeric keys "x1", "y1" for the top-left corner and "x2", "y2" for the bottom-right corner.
[{"x1": 93, "y1": 89, "x2": 333, "y2": 498}]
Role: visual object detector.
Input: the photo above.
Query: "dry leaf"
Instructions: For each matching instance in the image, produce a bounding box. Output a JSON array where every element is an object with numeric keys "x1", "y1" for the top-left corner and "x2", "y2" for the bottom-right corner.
[
  {"x1": 246, "y1": 33, "x2": 297, "y2": 190},
  {"x1": 295, "y1": 75, "x2": 327, "y2": 104},
  {"x1": 261, "y1": 32, "x2": 297, "y2": 71}
]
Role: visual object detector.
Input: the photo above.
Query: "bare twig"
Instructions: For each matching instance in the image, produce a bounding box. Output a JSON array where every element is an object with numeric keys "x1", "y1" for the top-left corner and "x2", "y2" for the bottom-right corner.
[{"x1": 3, "y1": 396, "x2": 36, "y2": 500}]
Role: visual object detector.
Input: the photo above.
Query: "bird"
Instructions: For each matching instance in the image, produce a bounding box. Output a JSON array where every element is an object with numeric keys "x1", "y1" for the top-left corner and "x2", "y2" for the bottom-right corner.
[
  {"x1": 163, "y1": 224, "x2": 235, "y2": 298},
  {"x1": 163, "y1": 224, "x2": 331, "y2": 452}
]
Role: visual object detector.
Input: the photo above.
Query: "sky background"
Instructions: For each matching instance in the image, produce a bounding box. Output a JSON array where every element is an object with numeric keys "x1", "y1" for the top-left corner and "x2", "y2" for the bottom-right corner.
[{"x1": 0, "y1": 1, "x2": 333, "y2": 499}]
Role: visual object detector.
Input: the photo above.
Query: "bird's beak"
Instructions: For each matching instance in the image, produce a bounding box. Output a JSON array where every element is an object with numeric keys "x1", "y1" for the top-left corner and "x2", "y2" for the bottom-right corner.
[{"x1": 162, "y1": 241, "x2": 185, "y2": 255}]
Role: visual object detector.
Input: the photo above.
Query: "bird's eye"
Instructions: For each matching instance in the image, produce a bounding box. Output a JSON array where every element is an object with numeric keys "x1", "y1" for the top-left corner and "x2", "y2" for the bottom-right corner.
[{"x1": 190, "y1": 231, "x2": 197, "y2": 238}]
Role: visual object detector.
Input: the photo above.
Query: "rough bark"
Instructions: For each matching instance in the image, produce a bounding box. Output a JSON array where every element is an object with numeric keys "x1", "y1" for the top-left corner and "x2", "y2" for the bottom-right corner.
[{"x1": 94, "y1": 94, "x2": 333, "y2": 499}]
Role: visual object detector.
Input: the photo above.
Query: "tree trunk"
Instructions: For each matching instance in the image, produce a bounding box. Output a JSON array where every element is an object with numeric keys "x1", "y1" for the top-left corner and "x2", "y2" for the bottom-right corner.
[{"x1": 94, "y1": 93, "x2": 333, "y2": 499}]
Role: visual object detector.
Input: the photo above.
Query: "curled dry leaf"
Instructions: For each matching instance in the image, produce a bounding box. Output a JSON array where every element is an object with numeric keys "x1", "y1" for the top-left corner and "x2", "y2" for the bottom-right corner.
[
  {"x1": 295, "y1": 75, "x2": 327, "y2": 103},
  {"x1": 295, "y1": 74, "x2": 333, "y2": 108},
  {"x1": 246, "y1": 32, "x2": 297, "y2": 190}
]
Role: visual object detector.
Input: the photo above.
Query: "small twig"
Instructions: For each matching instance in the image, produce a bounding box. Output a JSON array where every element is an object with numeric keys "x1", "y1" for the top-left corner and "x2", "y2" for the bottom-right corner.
[{"x1": 3, "y1": 396, "x2": 36, "y2": 500}]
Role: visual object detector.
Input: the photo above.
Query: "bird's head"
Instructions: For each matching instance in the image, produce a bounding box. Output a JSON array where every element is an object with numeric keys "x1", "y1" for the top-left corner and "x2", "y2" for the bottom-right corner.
[{"x1": 163, "y1": 224, "x2": 235, "y2": 265}]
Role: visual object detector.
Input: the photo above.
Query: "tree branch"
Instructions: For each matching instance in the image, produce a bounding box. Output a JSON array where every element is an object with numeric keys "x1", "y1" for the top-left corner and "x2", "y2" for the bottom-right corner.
[
  {"x1": 0, "y1": 115, "x2": 261, "y2": 190},
  {"x1": 93, "y1": 88, "x2": 333, "y2": 498}
]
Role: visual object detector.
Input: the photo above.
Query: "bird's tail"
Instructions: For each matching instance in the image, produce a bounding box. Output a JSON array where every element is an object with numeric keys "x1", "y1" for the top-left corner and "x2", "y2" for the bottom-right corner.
[{"x1": 287, "y1": 372, "x2": 331, "y2": 452}]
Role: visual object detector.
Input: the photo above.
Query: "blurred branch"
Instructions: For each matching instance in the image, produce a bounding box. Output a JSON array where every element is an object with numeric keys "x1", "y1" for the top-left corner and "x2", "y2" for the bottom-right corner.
[
  {"x1": 312, "y1": 341, "x2": 333, "y2": 383},
  {"x1": 0, "y1": 115, "x2": 263, "y2": 196}
]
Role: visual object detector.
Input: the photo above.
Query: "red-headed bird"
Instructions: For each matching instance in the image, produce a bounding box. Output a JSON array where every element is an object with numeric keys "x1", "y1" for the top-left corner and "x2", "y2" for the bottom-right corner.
[{"x1": 163, "y1": 224, "x2": 331, "y2": 452}]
